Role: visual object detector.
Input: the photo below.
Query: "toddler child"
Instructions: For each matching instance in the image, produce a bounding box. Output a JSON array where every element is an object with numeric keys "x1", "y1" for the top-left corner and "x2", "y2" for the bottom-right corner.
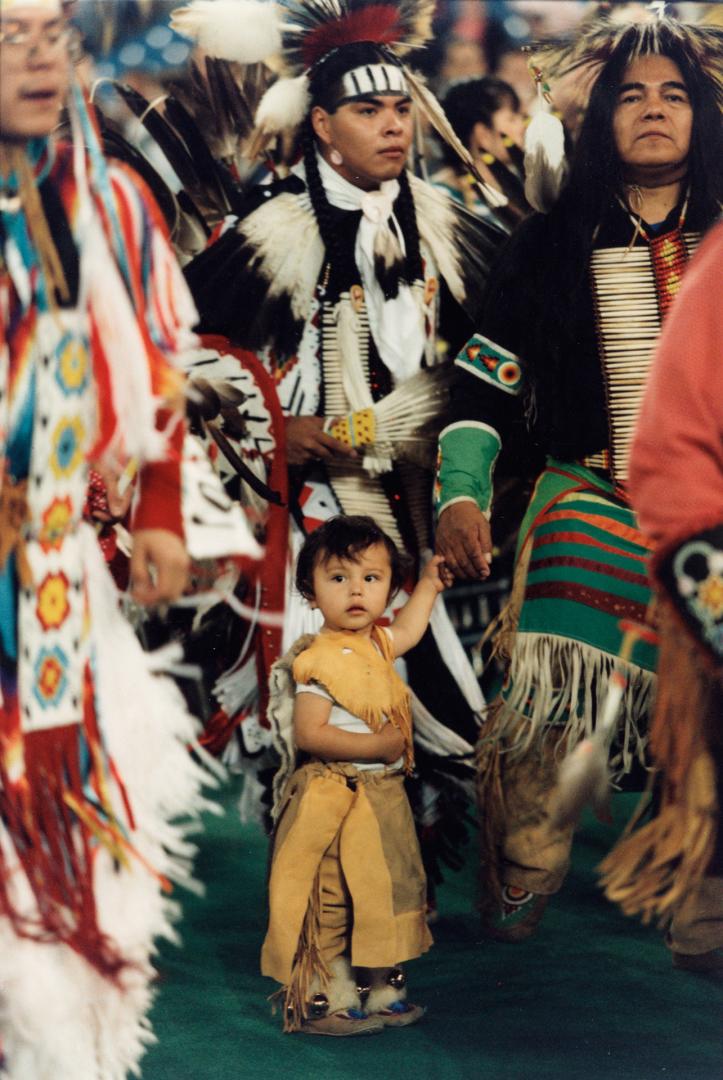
[{"x1": 261, "y1": 515, "x2": 452, "y2": 1036}]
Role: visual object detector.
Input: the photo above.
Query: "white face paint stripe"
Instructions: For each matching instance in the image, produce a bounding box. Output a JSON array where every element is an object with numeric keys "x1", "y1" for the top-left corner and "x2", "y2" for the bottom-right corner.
[
  {"x1": 339, "y1": 64, "x2": 408, "y2": 100},
  {"x1": 0, "y1": 0, "x2": 62, "y2": 13}
]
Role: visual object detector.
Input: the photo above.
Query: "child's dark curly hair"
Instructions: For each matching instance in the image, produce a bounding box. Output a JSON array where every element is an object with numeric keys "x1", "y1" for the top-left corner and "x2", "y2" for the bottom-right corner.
[{"x1": 295, "y1": 516, "x2": 412, "y2": 602}]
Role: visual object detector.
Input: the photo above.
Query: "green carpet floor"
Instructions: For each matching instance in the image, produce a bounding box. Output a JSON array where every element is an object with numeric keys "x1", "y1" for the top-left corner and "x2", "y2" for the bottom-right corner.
[{"x1": 143, "y1": 783, "x2": 722, "y2": 1080}]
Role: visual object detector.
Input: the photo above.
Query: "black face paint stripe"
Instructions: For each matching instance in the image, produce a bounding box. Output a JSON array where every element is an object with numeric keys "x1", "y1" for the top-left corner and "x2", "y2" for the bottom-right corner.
[{"x1": 336, "y1": 93, "x2": 408, "y2": 108}]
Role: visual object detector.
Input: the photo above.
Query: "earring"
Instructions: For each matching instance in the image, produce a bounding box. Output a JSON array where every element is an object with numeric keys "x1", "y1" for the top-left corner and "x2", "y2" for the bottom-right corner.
[{"x1": 330, "y1": 148, "x2": 343, "y2": 166}]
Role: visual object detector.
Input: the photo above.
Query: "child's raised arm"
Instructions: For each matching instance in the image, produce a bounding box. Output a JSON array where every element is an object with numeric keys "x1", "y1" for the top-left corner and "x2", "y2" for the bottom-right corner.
[
  {"x1": 388, "y1": 555, "x2": 453, "y2": 658},
  {"x1": 294, "y1": 691, "x2": 405, "y2": 764}
]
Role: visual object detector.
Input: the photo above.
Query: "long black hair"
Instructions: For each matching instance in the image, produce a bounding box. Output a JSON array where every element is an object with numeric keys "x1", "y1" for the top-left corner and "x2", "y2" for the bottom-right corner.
[
  {"x1": 302, "y1": 41, "x2": 424, "y2": 299},
  {"x1": 478, "y1": 26, "x2": 722, "y2": 459},
  {"x1": 547, "y1": 26, "x2": 723, "y2": 306}
]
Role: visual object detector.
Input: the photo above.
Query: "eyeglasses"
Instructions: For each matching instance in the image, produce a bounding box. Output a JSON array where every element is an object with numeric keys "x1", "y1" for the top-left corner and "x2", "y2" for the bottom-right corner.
[{"x1": 0, "y1": 24, "x2": 77, "y2": 61}]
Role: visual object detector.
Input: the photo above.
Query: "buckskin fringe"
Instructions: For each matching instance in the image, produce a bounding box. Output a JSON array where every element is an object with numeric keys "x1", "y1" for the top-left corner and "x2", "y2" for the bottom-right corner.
[
  {"x1": 599, "y1": 604, "x2": 718, "y2": 924},
  {"x1": 283, "y1": 865, "x2": 332, "y2": 1033},
  {"x1": 475, "y1": 702, "x2": 507, "y2": 915}
]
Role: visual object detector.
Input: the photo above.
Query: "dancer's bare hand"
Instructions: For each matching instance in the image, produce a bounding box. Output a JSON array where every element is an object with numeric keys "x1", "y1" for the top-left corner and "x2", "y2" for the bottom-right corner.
[
  {"x1": 436, "y1": 502, "x2": 493, "y2": 581},
  {"x1": 130, "y1": 529, "x2": 190, "y2": 604},
  {"x1": 285, "y1": 416, "x2": 358, "y2": 466}
]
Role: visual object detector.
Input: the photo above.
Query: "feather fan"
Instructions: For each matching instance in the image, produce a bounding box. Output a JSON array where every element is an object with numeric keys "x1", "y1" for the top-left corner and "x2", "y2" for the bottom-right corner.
[
  {"x1": 95, "y1": 63, "x2": 271, "y2": 256},
  {"x1": 325, "y1": 364, "x2": 452, "y2": 468},
  {"x1": 169, "y1": 58, "x2": 268, "y2": 168}
]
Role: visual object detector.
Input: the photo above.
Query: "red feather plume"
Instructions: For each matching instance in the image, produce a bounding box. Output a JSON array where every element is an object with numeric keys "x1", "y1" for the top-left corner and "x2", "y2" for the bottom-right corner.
[{"x1": 301, "y1": 5, "x2": 402, "y2": 68}]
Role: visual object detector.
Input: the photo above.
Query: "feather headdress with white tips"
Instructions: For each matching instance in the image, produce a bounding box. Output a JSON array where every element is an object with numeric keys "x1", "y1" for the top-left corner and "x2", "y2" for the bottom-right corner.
[{"x1": 528, "y1": 9, "x2": 723, "y2": 109}]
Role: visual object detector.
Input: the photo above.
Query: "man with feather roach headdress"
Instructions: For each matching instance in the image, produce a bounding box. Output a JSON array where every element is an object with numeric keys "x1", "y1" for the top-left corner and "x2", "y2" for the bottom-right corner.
[
  {"x1": 172, "y1": 0, "x2": 508, "y2": 905},
  {"x1": 435, "y1": 5, "x2": 723, "y2": 945}
]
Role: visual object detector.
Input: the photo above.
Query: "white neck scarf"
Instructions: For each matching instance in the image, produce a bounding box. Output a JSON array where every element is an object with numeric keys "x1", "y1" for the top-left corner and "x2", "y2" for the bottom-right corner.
[{"x1": 293, "y1": 154, "x2": 426, "y2": 385}]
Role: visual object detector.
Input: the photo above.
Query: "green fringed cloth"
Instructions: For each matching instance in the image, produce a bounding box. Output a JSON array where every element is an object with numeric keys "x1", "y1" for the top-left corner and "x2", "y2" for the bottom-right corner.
[{"x1": 489, "y1": 460, "x2": 657, "y2": 772}]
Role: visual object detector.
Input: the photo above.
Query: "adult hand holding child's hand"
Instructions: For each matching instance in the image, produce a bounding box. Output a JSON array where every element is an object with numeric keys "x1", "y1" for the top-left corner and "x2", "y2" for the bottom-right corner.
[{"x1": 421, "y1": 553, "x2": 454, "y2": 591}]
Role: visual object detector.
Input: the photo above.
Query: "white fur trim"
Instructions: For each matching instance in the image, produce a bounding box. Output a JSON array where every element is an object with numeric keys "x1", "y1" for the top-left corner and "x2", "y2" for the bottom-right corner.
[
  {"x1": 240, "y1": 193, "x2": 324, "y2": 324},
  {"x1": 409, "y1": 176, "x2": 466, "y2": 303},
  {"x1": 309, "y1": 956, "x2": 361, "y2": 1014},
  {"x1": 241, "y1": 177, "x2": 463, "y2": 331},
  {"x1": 171, "y1": 0, "x2": 281, "y2": 63},
  {"x1": 365, "y1": 981, "x2": 407, "y2": 1014}
]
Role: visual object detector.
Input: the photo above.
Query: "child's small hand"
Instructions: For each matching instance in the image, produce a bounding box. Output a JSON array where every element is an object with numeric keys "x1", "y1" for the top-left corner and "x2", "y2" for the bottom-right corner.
[
  {"x1": 421, "y1": 554, "x2": 453, "y2": 593},
  {"x1": 378, "y1": 724, "x2": 406, "y2": 764}
]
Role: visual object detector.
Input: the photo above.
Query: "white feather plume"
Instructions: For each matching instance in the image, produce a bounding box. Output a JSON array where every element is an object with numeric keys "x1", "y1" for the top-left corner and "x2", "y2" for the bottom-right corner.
[
  {"x1": 524, "y1": 109, "x2": 568, "y2": 214},
  {"x1": 171, "y1": 0, "x2": 282, "y2": 64},
  {"x1": 254, "y1": 73, "x2": 311, "y2": 136}
]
